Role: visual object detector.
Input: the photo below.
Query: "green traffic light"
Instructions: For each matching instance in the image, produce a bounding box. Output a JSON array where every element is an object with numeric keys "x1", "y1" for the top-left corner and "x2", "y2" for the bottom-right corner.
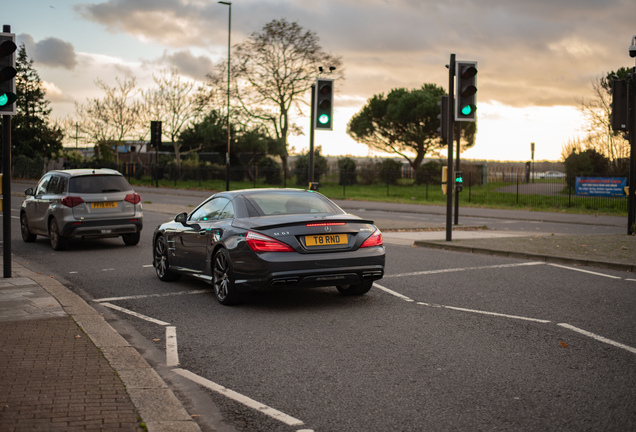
[
  {"x1": 456, "y1": 177, "x2": 463, "y2": 183},
  {"x1": 461, "y1": 105, "x2": 472, "y2": 116},
  {"x1": 0, "y1": 92, "x2": 16, "y2": 107},
  {"x1": 318, "y1": 114, "x2": 330, "y2": 125}
]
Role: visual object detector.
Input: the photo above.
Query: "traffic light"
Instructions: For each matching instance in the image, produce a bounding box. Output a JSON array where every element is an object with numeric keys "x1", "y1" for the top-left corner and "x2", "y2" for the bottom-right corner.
[
  {"x1": 455, "y1": 170, "x2": 463, "y2": 192},
  {"x1": 314, "y1": 78, "x2": 334, "y2": 130},
  {"x1": 0, "y1": 32, "x2": 17, "y2": 115},
  {"x1": 455, "y1": 61, "x2": 477, "y2": 122},
  {"x1": 437, "y1": 95, "x2": 448, "y2": 142},
  {"x1": 150, "y1": 121, "x2": 162, "y2": 148},
  {"x1": 610, "y1": 79, "x2": 629, "y2": 132}
]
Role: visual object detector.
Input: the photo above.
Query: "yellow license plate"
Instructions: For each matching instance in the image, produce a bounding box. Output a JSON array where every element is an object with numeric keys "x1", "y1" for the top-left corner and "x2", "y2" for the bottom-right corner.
[
  {"x1": 305, "y1": 233, "x2": 347, "y2": 247},
  {"x1": 91, "y1": 202, "x2": 117, "y2": 209}
]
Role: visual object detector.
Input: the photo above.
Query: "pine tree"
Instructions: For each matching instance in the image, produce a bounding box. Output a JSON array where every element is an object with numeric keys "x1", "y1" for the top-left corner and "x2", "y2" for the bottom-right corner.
[{"x1": 1, "y1": 44, "x2": 62, "y2": 159}]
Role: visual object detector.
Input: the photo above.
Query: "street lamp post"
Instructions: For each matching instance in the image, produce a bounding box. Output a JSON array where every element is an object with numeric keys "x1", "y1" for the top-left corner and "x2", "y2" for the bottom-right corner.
[{"x1": 219, "y1": 1, "x2": 231, "y2": 191}]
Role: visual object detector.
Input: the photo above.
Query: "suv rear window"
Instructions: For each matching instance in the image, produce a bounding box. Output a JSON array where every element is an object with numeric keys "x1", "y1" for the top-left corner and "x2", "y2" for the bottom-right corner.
[{"x1": 69, "y1": 175, "x2": 133, "y2": 194}]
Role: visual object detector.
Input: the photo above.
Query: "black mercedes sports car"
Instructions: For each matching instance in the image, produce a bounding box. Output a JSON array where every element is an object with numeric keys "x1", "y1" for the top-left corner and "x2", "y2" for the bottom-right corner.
[{"x1": 152, "y1": 188, "x2": 385, "y2": 305}]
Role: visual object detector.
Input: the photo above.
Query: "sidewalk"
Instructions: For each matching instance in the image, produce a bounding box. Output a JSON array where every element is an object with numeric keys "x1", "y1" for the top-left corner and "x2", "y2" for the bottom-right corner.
[{"x1": 0, "y1": 262, "x2": 201, "y2": 432}]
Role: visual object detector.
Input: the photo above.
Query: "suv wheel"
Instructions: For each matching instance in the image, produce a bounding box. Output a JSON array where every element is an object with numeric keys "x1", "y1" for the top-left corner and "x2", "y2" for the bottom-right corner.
[
  {"x1": 122, "y1": 232, "x2": 140, "y2": 246},
  {"x1": 49, "y1": 218, "x2": 68, "y2": 251},
  {"x1": 20, "y1": 213, "x2": 36, "y2": 242}
]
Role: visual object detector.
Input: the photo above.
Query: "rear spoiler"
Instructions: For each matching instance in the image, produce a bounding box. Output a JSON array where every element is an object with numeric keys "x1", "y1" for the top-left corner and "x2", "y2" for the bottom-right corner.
[{"x1": 232, "y1": 217, "x2": 376, "y2": 231}]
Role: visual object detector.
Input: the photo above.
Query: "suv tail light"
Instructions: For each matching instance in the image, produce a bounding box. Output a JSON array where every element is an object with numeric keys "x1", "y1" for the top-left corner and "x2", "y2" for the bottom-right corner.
[
  {"x1": 61, "y1": 196, "x2": 85, "y2": 208},
  {"x1": 360, "y1": 229, "x2": 383, "y2": 248},
  {"x1": 246, "y1": 231, "x2": 294, "y2": 252},
  {"x1": 125, "y1": 193, "x2": 141, "y2": 204}
]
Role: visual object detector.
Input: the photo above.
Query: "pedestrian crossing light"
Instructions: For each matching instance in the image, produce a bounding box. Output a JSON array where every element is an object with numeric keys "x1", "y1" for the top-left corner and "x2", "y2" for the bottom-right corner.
[
  {"x1": 455, "y1": 61, "x2": 477, "y2": 122},
  {"x1": 0, "y1": 32, "x2": 17, "y2": 115},
  {"x1": 314, "y1": 78, "x2": 334, "y2": 130},
  {"x1": 455, "y1": 170, "x2": 463, "y2": 192}
]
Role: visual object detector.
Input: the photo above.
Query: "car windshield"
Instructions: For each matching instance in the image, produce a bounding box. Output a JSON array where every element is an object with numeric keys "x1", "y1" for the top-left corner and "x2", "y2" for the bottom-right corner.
[
  {"x1": 245, "y1": 192, "x2": 338, "y2": 216},
  {"x1": 69, "y1": 175, "x2": 133, "y2": 194}
]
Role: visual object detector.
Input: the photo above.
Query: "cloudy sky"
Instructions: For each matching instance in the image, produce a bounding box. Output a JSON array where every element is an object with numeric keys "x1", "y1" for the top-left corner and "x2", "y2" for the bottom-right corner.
[{"x1": 6, "y1": 0, "x2": 636, "y2": 161}]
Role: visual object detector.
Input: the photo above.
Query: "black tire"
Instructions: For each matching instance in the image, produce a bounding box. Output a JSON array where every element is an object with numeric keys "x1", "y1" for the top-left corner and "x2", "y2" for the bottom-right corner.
[
  {"x1": 337, "y1": 280, "x2": 373, "y2": 296},
  {"x1": 20, "y1": 213, "x2": 36, "y2": 242},
  {"x1": 153, "y1": 236, "x2": 181, "y2": 282},
  {"x1": 213, "y1": 248, "x2": 242, "y2": 305},
  {"x1": 49, "y1": 218, "x2": 68, "y2": 251},
  {"x1": 122, "y1": 232, "x2": 140, "y2": 246}
]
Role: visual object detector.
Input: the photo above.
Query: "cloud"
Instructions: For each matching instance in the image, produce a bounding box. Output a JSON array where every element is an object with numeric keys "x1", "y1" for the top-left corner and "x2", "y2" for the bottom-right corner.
[
  {"x1": 18, "y1": 34, "x2": 77, "y2": 70},
  {"x1": 42, "y1": 80, "x2": 73, "y2": 103},
  {"x1": 72, "y1": 0, "x2": 636, "y2": 109},
  {"x1": 160, "y1": 50, "x2": 214, "y2": 81}
]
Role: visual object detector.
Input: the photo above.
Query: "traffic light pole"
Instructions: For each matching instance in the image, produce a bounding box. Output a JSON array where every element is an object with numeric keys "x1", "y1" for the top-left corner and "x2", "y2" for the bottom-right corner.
[
  {"x1": 3, "y1": 114, "x2": 11, "y2": 278},
  {"x1": 628, "y1": 68, "x2": 636, "y2": 235},
  {"x1": 454, "y1": 122, "x2": 461, "y2": 225},
  {"x1": 446, "y1": 54, "x2": 455, "y2": 242},
  {"x1": 309, "y1": 84, "x2": 315, "y2": 186}
]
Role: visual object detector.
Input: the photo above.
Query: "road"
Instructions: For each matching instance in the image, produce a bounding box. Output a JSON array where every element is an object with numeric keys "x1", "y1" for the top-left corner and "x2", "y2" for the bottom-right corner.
[{"x1": 3, "y1": 186, "x2": 636, "y2": 431}]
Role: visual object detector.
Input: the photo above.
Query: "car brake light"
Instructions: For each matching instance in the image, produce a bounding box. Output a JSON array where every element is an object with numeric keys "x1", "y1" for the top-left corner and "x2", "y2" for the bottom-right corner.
[
  {"x1": 125, "y1": 193, "x2": 141, "y2": 204},
  {"x1": 61, "y1": 196, "x2": 85, "y2": 208},
  {"x1": 306, "y1": 222, "x2": 346, "y2": 227},
  {"x1": 246, "y1": 231, "x2": 294, "y2": 252},
  {"x1": 360, "y1": 229, "x2": 383, "y2": 248}
]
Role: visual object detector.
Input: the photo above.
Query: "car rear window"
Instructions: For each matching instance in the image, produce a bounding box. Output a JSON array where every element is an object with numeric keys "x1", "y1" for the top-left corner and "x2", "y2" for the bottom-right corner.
[
  {"x1": 245, "y1": 192, "x2": 338, "y2": 216},
  {"x1": 69, "y1": 175, "x2": 133, "y2": 194}
]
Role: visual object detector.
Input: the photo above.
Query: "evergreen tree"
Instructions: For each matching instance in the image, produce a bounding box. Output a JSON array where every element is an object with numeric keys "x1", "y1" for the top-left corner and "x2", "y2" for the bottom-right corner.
[{"x1": 1, "y1": 44, "x2": 62, "y2": 159}]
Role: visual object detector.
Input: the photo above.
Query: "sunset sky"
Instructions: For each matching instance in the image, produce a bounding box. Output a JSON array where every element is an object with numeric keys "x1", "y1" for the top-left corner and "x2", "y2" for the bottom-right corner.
[{"x1": 6, "y1": 0, "x2": 636, "y2": 162}]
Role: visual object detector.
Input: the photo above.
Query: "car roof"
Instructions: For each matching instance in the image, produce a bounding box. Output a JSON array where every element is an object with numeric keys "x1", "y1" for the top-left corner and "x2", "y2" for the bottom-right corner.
[{"x1": 46, "y1": 168, "x2": 122, "y2": 177}]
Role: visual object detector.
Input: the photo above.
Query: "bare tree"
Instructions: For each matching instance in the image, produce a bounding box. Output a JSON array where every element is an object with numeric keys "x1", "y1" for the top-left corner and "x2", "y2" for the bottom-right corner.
[
  {"x1": 74, "y1": 77, "x2": 141, "y2": 163},
  {"x1": 212, "y1": 19, "x2": 343, "y2": 177},
  {"x1": 576, "y1": 68, "x2": 631, "y2": 171},
  {"x1": 141, "y1": 69, "x2": 212, "y2": 169}
]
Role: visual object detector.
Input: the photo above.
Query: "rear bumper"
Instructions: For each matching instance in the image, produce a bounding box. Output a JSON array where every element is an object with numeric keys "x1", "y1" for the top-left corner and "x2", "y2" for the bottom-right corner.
[
  {"x1": 61, "y1": 218, "x2": 143, "y2": 238},
  {"x1": 233, "y1": 247, "x2": 385, "y2": 292}
]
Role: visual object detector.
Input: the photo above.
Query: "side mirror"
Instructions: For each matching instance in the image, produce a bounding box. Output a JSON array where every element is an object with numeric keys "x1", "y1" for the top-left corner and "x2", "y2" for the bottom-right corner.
[
  {"x1": 175, "y1": 212, "x2": 188, "y2": 224},
  {"x1": 24, "y1": 188, "x2": 34, "y2": 196}
]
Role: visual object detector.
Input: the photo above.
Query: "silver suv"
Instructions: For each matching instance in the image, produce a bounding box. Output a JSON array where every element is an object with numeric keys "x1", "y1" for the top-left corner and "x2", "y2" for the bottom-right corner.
[{"x1": 20, "y1": 169, "x2": 143, "y2": 250}]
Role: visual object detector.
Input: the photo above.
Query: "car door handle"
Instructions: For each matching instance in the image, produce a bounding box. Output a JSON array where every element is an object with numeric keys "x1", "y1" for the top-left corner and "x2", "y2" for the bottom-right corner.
[{"x1": 198, "y1": 231, "x2": 207, "y2": 236}]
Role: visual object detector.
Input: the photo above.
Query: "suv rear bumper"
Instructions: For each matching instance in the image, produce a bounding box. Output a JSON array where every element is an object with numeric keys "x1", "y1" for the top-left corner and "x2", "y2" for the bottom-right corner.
[{"x1": 61, "y1": 218, "x2": 143, "y2": 238}]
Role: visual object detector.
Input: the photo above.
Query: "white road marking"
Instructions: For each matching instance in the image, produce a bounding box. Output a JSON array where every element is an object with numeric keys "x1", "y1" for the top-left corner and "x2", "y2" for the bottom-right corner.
[
  {"x1": 173, "y1": 368, "x2": 305, "y2": 427},
  {"x1": 440, "y1": 305, "x2": 551, "y2": 323},
  {"x1": 627, "y1": 279, "x2": 636, "y2": 282},
  {"x1": 373, "y1": 283, "x2": 414, "y2": 302},
  {"x1": 69, "y1": 271, "x2": 78, "y2": 274},
  {"x1": 101, "y1": 302, "x2": 170, "y2": 326},
  {"x1": 93, "y1": 289, "x2": 213, "y2": 303},
  {"x1": 385, "y1": 262, "x2": 545, "y2": 278},
  {"x1": 558, "y1": 323, "x2": 636, "y2": 355},
  {"x1": 102, "y1": 268, "x2": 115, "y2": 271},
  {"x1": 547, "y1": 263, "x2": 622, "y2": 279},
  {"x1": 142, "y1": 264, "x2": 154, "y2": 268},
  {"x1": 166, "y1": 326, "x2": 179, "y2": 367}
]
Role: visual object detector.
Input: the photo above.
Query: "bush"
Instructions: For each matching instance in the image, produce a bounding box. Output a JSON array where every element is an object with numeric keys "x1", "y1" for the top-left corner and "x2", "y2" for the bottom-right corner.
[
  {"x1": 294, "y1": 148, "x2": 328, "y2": 186},
  {"x1": 415, "y1": 161, "x2": 442, "y2": 185},
  {"x1": 359, "y1": 159, "x2": 378, "y2": 185},
  {"x1": 257, "y1": 157, "x2": 282, "y2": 185},
  {"x1": 338, "y1": 157, "x2": 357, "y2": 186},
  {"x1": 378, "y1": 159, "x2": 401, "y2": 185},
  {"x1": 12, "y1": 155, "x2": 44, "y2": 179}
]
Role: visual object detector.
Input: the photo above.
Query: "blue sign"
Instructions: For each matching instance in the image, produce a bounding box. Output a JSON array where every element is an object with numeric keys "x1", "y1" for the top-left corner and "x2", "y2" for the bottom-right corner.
[{"x1": 575, "y1": 177, "x2": 626, "y2": 197}]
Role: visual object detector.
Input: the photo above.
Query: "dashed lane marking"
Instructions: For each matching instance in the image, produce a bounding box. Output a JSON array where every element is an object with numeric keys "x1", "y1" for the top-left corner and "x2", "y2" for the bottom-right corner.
[
  {"x1": 100, "y1": 302, "x2": 170, "y2": 326},
  {"x1": 173, "y1": 368, "x2": 305, "y2": 427},
  {"x1": 93, "y1": 289, "x2": 213, "y2": 303},
  {"x1": 548, "y1": 263, "x2": 623, "y2": 279},
  {"x1": 166, "y1": 326, "x2": 179, "y2": 367},
  {"x1": 384, "y1": 261, "x2": 545, "y2": 278},
  {"x1": 558, "y1": 323, "x2": 636, "y2": 355}
]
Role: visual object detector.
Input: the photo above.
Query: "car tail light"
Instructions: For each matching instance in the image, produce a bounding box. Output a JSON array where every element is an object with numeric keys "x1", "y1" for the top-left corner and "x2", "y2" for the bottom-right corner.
[
  {"x1": 125, "y1": 193, "x2": 141, "y2": 204},
  {"x1": 246, "y1": 231, "x2": 294, "y2": 252},
  {"x1": 61, "y1": 196, "x2": 85, "y2": 208},
  {"x1": 306, "y1": 222, "x2": 346, "y2": 227},
  {"x1": 360, "y1": 229, "x2": 383, "y2": 248}
]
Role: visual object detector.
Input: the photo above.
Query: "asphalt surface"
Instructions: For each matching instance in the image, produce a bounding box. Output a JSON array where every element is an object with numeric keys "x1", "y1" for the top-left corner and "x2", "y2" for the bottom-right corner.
[{"x1": 0, "y1": 180, "x2": 636, "y2": 431}]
